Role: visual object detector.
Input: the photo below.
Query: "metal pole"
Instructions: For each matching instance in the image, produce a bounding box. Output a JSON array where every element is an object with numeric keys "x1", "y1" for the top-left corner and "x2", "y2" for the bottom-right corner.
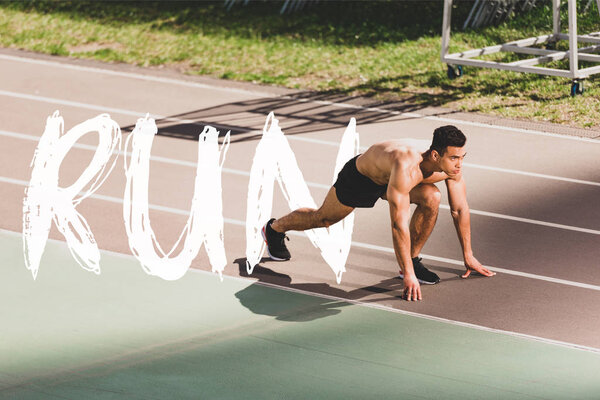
[
  {"x1": 472, "y1": 1, "x2": 487, "y2": 29},
  {"x1": 568, "y1": 0, "x2": 578, "y2": 78},
  {"x1": 553, "y1": 0, "x2": 561, "y2": 37},
  {"x1": 441, "y1": 0, "x2": 453, "y2": 62},
  {"x1": 462, "y1": 0, "x2": 480, "y2": 30}
]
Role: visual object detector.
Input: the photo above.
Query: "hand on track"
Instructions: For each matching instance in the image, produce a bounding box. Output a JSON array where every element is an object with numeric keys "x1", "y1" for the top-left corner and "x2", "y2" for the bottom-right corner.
[
  {"x1": 403, "y1": 275, "x2": 422, "y2": 301},
  {"x1": 462, "y1": 255, "x2": 496, "y2": 278}
]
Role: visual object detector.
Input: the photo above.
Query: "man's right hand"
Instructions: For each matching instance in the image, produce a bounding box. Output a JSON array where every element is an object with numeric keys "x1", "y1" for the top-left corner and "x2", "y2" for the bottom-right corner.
[{"x1": 403, "y1": 274, "x2": 422, "y2": 301}]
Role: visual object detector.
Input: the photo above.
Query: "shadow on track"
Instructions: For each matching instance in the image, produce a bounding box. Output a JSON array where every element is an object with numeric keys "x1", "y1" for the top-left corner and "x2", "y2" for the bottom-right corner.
[
  {"x1": 232, "y1": 257, "x2": 471, "y2": 322},
  {"x1": 120, "y1": 91, "x2": 465, "y2": 145}
]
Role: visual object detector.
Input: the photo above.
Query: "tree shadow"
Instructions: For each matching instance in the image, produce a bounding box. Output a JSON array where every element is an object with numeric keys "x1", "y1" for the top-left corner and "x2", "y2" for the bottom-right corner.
[
  {"x1": 120, "y1": 88, "x2": 459, "y2": 144},
  {"x1": 315, "y1": 68, "x2": 564, "y2": 105},
  {"x1": 5, "y1": 1, "x2": 475, "y2": 46},
  {"x1": 117, "y1": 70, "x2": 549, "y2": 144}
]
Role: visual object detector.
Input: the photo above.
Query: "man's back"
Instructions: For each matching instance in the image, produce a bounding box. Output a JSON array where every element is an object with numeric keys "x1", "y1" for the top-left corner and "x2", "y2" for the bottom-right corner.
[{"x1": 356, "y1": 139, "x2": 432, "y2": 188}]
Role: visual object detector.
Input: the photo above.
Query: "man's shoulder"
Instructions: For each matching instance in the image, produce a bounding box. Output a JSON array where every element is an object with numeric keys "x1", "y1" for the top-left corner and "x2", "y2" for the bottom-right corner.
[
  {"x1": 389, "y1": 146, "x2": 422, "y2": 167},
  {"x1": 387, "y1": 150, "x2": 423, "y2": 189},
  {"x1": 395, "y1": 138, "x2": 430, "y2": 152}
]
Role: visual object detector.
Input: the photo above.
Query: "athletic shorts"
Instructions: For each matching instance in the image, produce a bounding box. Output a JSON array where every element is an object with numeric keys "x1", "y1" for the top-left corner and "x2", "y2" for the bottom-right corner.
[{"x1": 333, "y1": 155, "x2": 388, "y2": 208}]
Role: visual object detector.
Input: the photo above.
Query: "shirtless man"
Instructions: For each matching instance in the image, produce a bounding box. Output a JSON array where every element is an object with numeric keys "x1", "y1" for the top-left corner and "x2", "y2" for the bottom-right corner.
[{"x1": 261, "y1": 125, "x2": 495, "y2": 301}]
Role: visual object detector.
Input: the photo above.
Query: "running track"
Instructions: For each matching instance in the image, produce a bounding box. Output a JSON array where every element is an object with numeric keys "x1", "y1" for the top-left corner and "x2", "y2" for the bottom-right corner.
[{"x1": 1, "y1": 49, "x2": 600, "y2": 399}]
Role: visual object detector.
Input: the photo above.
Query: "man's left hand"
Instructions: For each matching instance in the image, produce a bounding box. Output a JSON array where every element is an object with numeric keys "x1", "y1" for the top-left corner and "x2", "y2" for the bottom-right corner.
[{"x1": 462, "y1": 255, "x2": 496, "y2": 278}]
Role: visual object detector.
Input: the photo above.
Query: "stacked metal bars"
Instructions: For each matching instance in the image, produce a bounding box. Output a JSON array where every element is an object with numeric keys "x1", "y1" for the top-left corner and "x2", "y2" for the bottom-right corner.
[
  {"x1": 442, "y1": 0, "x2": 600, "y2": 82},
  {"x1": 463, "y1": 0, "x2": 538, "y2": 30}
]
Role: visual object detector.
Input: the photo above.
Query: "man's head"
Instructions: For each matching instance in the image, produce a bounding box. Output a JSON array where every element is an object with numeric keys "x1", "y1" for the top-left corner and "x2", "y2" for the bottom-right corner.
[{"x1": 429, "y1": 125, "x2": 467, "y2": 176}]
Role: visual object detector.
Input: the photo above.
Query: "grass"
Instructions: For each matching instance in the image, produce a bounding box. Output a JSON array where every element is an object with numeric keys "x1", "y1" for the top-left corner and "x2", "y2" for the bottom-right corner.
[{"x1": 1, "y1": 0, "x2": 599, "y2": 128}]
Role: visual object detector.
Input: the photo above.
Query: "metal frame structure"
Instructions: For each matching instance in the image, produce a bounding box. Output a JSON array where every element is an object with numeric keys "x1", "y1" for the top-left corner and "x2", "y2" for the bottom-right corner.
[{"x1": 441, "y1": 0, "x2": 600, "y2": 93}]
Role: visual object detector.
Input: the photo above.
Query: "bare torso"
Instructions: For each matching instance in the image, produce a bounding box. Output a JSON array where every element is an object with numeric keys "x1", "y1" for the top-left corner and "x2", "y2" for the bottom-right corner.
[{"x1": 356, "y1": 139, "x2": 449, "y2": 190}]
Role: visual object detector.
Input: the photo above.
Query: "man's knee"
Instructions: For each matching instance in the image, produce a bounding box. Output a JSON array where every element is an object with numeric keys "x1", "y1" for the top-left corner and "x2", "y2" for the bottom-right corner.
[{"x1": 420, "y1": 184, "x2": 441, "y2": 210}]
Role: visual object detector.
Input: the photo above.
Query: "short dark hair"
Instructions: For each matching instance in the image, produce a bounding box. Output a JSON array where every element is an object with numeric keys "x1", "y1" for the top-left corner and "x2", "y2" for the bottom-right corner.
[{"x1": 430, "y1": 125, "x2": 466, "y2": 155}]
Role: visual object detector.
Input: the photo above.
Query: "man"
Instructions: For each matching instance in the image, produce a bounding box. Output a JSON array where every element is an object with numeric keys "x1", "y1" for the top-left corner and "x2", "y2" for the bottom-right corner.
[{"x1": 261, "y1": 125, "x2": 495, "y2": 301}]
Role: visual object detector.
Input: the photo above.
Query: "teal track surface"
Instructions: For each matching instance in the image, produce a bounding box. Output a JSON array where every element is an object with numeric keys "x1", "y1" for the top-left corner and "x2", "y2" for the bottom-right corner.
[{"x1": 1, "y1": 230, "x2": 599, "y2": 400}]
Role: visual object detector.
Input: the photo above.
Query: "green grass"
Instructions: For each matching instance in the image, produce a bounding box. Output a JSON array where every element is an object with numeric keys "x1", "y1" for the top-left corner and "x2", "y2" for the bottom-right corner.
[{"x1": 1, "y1": 0, "x2": 599, "y2": 128}]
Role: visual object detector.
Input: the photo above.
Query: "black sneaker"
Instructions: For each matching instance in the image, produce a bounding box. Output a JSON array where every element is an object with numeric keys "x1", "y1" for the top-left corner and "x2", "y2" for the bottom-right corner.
[
  {"x1": 399, "y1": 257, "x2": 440, "y2": 285},
  {"x1": 261, "y1": 218, "x2": 291, "y2": 261}
]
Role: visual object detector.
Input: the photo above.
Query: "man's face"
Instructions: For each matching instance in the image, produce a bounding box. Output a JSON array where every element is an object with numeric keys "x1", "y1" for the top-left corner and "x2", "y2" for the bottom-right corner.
[{"x1": 437, "y1": 146, "x2": 466, "y2": 176}]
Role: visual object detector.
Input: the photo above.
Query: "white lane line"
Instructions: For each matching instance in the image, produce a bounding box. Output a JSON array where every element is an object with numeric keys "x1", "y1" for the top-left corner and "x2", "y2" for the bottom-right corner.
[
  {"x1": 2, "y1": 130, "x2": 597, "y2": 233},
  {"x1": 0, "y1": 90, "x2": 232, "y2": 129},
  {"x1": 3, "y1": 98, "x2": 600, "y2": 190},
  {"x1": 439, "y1": 205, "x2": 600, "y2": 235},
  {"x1": 3, "y1": 176, "x2": 600, "y2": 293},
  {"x1": 0, "y1": 130, "x2": 330, "y2": 188},
  {"x1": 1, "y1": 227, "x2": 598, "y2": 355},
  {"x1": 5, "y1": 87, "x2": 600, "y2": 188},
  {"x1": 0, "y1": 90, "x2": 160, "y2": 119},
  {"x1": 287, "y1": 136, "x2": 600, "y2": 188},
  {"x1": 462, "y1": 163, "x2": 600, "y2": 187},
  {"x1": 0, "y1": 53, "x2": 271, "y2": 99},
  {"x1": 2, "y1": 52, "x2": 599, "y2": 143},
  {"x1": 355, "y1": 241, "x2": 600, "y2": 292},
  {"x1": 283, "y1": 95, "x2": 600, "y2": 143}
]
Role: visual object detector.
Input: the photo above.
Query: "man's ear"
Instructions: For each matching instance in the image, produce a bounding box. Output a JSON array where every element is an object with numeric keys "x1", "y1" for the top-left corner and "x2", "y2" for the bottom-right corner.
[{"x1": 431, "y1": 149, "x2": 440, "y2": 161}]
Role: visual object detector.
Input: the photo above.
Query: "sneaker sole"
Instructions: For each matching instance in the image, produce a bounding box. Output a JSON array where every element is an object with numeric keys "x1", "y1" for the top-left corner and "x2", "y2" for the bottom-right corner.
[
  {"x1": 398, "y1": 273, "x2": 440, "y2": 285},
  {"x1": 261, "y1": 225, "x2": 290, "y2": 261}
]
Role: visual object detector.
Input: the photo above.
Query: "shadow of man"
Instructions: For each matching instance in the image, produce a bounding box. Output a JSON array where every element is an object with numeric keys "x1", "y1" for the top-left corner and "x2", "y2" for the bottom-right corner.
[
  {"x1": 233, "y1": 258, "x2": 456, "y2": 322},
  {"x1": 233, "y1": 258, "x2": 349, "y2": 322}
]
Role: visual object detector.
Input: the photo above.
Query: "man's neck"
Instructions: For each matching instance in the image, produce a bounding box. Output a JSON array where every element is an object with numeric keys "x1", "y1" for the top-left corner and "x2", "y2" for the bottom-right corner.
[{"x1": 419, "y1": 150, "x2": 441, "y2": 176}]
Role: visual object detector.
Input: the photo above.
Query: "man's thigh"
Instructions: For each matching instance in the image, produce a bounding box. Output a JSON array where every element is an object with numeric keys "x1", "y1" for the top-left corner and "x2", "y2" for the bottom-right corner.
[{"x1": 317, "y1": 187, "x2": 355, "y2": 224}]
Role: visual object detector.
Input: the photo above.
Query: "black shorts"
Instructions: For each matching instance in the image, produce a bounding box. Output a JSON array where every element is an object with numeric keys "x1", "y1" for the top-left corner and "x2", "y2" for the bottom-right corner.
[{"x1": 333, "y1": 155, "x2": 388, "y2": 208}]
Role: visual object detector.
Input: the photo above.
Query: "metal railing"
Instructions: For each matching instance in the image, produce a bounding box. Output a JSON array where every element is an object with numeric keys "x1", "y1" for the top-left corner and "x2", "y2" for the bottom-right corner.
[{"x1": 442, "y1": 0, "x2": 600, "y2": 95}]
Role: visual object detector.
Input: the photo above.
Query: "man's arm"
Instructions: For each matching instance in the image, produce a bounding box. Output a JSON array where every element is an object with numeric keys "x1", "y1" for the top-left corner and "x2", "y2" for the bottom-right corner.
[
  {"x1": 387, "y1": 166, "x2": 422, "y2": 301},
  {"x1": 445, "y1": 176, "x2": 495, "y2": 278}
]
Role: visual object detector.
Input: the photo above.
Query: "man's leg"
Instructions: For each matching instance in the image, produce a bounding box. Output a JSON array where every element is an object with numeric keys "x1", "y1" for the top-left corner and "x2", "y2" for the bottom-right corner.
[
  {"x1": 401, "y1": 183, "x2": 442, "y2": 284},
  {"x1": 409, "y1": 183, "x2": 441, "y2": 258},
  {"x1": 262, "y1": 187, "x2": 354, "y2": 260},
  {"x1": 271, "y1": 187, "x2": 354, "y2": 233}
]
